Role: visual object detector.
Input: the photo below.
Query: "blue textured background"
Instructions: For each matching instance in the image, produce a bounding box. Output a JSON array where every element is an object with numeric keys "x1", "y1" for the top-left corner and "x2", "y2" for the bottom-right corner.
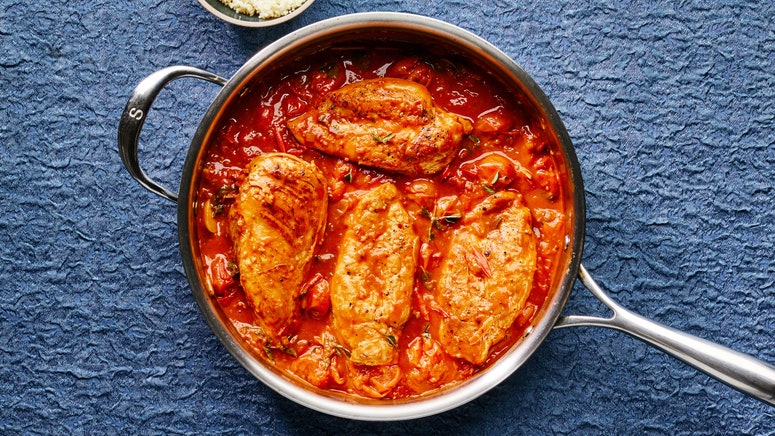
[{"x1": 1, "y1": 0, "x2": 773, "y2": 433}]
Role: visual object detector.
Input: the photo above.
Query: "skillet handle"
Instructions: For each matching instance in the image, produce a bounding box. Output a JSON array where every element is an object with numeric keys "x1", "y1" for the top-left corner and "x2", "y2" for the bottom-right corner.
[
  {"x1": 556, "y1": 264, "x2": 775, "y2": 406},
  {"x1": 118, "y1": 66, "x2": 227, "y2": 202}
]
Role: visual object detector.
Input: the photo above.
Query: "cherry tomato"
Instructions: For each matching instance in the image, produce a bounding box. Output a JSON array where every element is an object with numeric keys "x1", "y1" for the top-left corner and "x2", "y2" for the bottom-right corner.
[
  {"x1": 310, "y1": 63, "x2": 346, "y2": 95},
  {"x1": 282, "y1": 93, "x2": 308, "y2": 118}
]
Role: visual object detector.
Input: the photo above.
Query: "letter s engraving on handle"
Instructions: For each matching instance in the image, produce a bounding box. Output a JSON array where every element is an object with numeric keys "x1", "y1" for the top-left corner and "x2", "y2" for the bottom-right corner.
[{"x1": 128, "y1": 107, "x2": 144, "y2": 121}]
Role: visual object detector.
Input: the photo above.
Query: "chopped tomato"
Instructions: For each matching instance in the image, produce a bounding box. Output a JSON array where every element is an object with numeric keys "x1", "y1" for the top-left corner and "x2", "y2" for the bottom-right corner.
[
  {"x1": 386, "y1": 56, "x2": 433, "y2": 87},
  {"x1": 300, "y1": 273, "x2": 331, "y2": 320},
  {"x1": 207, "y1": 253, "x2": 237, "y2": 297},
  {"x1": 473, "y1": 109, "x2": 513, "y2": 134},
  {"x1": 515, "y1": 302, "x2": 538, "y2": 328},
  {"x1": 460, "y1": 152, "x2": 518, "y2": 189},
  {"x1": 309, "y1": 63, "x2": 346, "y2": 95}
]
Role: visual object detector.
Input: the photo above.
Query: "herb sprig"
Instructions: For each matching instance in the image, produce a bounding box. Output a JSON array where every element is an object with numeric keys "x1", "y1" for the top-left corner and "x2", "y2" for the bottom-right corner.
[
  {"x1": 372, "y1": 131, "x2": 394, "y2": 144},
  {"x1": 420, "y1": 205, "x2": 461, "y2": 241}
]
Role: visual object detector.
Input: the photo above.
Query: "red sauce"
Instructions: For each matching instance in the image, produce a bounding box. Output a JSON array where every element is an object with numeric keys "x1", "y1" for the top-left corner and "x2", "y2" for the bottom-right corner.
[{"x1": 194, "y1": 46, "x2": 567, "y2": 399}]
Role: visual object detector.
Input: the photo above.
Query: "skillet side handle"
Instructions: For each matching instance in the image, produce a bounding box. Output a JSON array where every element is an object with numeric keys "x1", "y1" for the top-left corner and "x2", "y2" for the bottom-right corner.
[
  {"x1": 118, "y1": 66, "x2": 227, "y2": 202},
  {"x1": 556, "y1": 264, "x2": 775, "y2": 407}
]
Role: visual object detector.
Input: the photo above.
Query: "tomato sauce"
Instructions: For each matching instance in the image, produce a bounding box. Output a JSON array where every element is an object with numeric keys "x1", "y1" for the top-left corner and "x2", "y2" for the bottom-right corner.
[{"x1": 194, "y1": 45, "x2": 567, "y2": 399}]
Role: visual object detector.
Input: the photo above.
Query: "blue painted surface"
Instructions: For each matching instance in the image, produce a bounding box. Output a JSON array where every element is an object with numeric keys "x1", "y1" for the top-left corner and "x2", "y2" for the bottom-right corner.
[{"x1": 1, "y1": 0, "x2": 773, "y2": 433}]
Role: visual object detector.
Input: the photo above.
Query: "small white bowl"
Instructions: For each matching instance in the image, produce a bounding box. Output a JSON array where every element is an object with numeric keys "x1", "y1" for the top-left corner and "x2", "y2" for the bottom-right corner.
[{"x1": 197, "y1": 0, "x2": 315, "y2": 27}]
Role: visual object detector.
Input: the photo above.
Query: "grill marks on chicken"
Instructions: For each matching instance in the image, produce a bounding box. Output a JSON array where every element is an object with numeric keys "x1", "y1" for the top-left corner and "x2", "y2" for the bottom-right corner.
[
  {"x1": 434, "y1": 191, "x2": 537, "y2": 365},
  {"x1": 229, "y1": 153, "x2": 328, "y2": 345},
  {"x1": 330, "y1": 183, "x2": 419, "y2": 366},
  {"x1": 287, "y1": 78, "x2": 472, "y2": 176}
]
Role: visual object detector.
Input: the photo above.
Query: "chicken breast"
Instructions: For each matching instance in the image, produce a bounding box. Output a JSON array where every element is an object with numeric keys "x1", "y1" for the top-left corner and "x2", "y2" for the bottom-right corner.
[
  {"x1": 229, "y1": 153, "x2": 328, "y2": 345},
  {"x1": 287, "y1": 78, "x2": 472, "y2": 176},
  {"x1": 330, "y1": 183, "x2": 419, "y2": 365},
  {"x1": 434, "y1": 191, "x2": 537, "y2": 365}
]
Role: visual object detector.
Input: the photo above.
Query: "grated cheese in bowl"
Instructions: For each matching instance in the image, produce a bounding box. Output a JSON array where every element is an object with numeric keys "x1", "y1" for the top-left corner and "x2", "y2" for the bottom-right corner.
[{"x1": 219, "y1": 0, "x2": 308, "y2": 19}]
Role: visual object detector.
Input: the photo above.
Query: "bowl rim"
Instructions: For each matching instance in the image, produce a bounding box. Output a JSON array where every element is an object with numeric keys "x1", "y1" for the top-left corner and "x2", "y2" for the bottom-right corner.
[
  {"x1": 178, "y1": 11, "x2": 585, "y2": 421},
  {"x1": 196, "y1": 0, "x2": 316, "y2": 27}
]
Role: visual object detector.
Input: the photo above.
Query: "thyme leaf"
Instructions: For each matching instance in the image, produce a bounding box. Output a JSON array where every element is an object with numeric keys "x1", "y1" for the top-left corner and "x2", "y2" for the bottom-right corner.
[
  {"x1": 334, "y1": 344, "x2": 351, "y2": 358},
  {"x1": 372, "y1": 132, "x2": 394, "y2": 143},
  {"x1": 440, "y1": 215, "x2": 461, "y2": 224},
  {"x1": 212, "y1": 184, "x2": 238, "y2": 216},
  {"x1": 263, "y1": 344, "x2": 275, "y2": 363},
  {"x1": 420, "y1": 206, "x2": 461, "y2": 241},
  {"x1": 491, "y1": 171, "x2": 500, "y2": 186},
  {"x1": 226, "y1": 261, "x2": 240, "y2": 279},
  {"x1": 385, "y1": 334, "x2": 398, "y2": 349},
  {"x1": 419, "y1": 268, "x2": 431, "y2": 284}
]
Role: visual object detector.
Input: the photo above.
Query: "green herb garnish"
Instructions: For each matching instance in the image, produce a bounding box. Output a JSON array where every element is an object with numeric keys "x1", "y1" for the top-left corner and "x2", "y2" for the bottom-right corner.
[
  {"x1": 334, "y1": 344, "x2": 351, "y2": 358},
  {"x1": 372, "y1": 132, "x2": 394, "y2": 143},
  {"x1": 419, "y1": 268, "x2": 431, "y2": 284},
  {"x1": 386, "y1": 334, "x2": 398, "y2": 349},
  {"x1": 263, "y1": 344, "x2": 275, "y2": 363},
  {"x1": 440, "y1": 215, "x2": 461, "y2": 224},
  {"x1": 225, "y1": 261, "x2": 240, "y2": 280},
  {"x1": 490, "y1": 171, "x2": 500, "y2": 186},
  {"x1": 421, "y1": 205, "x2": 461, "y2": 241},
  {"x1": 212, "y1": 184, "x2": 238, "y2": 216}
]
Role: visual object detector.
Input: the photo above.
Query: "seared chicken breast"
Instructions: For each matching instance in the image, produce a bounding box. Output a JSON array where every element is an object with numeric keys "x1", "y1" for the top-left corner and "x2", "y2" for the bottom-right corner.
[
  {"x1": 434, "y1": 191, "x2": 536, "y2": 365},
  {"x1": 229, "y1": 153, "x2": 328, "y2": 345},
  {"x1": 330, "y1": 183, "x2": 419, "y2": 365},
  {"x1": 287, "y1": 78, "x2": 472, "y2": 176}
]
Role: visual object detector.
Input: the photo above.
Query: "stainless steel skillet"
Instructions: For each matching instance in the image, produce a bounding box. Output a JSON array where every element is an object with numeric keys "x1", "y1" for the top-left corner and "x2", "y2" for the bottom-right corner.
[{"x1": 118, "y1": 12, "x2": 775, "y2": 420}]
